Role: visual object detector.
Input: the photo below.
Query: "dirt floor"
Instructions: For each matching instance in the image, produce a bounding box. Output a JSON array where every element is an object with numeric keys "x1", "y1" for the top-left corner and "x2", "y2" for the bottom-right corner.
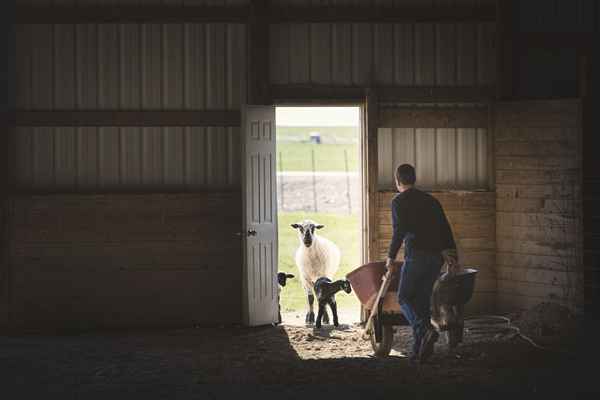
[{"x1": 1, "y1": 314, "x2": 596, "y2": 399}]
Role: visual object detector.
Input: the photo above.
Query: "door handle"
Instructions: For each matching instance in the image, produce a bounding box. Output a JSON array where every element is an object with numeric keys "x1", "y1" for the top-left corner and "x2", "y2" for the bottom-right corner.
[{"x1": 247, "y1": 229, "x2": 257, "y2": 237}]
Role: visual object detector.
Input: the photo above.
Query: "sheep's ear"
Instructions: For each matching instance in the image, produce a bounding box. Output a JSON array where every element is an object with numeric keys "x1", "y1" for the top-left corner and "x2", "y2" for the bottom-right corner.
[
  {"x1": 286, "y1": 273, "x2": 295, "y2": 278},
  {"x1": 291, "y1": 224, "x2": 300, "y2": 229},
  {"x1": 315, "y1": 224, "x2": 325, "y2": 229}
]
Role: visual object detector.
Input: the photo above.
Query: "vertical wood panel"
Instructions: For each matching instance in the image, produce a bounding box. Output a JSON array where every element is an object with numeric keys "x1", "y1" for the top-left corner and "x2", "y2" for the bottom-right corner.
[
  {"x1": 457, "y1": 127, "x2": 477, "y2": 187},
  {"x1": 227, "y1": 24, "x2": 246, "y2": 108},
  {"x1": 477, "y1": 22, "x2": 495, "y2": 86},
  {"x1": 54, "y1": 128, "x2": 77, "y2": 187},
  {"x1": 414, "y1": 23, "x2": 434, "y2": 85},
  {"x1": 457, "y1": 23, "x2": 476, "y2": 86},
  {"x1": 392, "y1": 128, "x2": 415, "y2": 173},
  {"x1": 142, "y1": 127, "x2": 163, "y2": 185},
  {"x1": 31, "y1": 24, "x2": 54, "y2": 109},
  {"x1": 76, "y1": 24, "x2": 98, "y2": 109},
  {"x1": 163, "y1": 24, "x2": 184, "y2": 109},
  {"x1": 185, "y1": 127, "x2": 206, "y2": 186},
  {"x1": 121, "y1": 127, "x2": 142, "y2": 186},
  {"x1": 436, "y1": 128, "x2": 457, "y2": 187},
  {"x1": 374, "y1": 23, "x2": 394, "y2": 85},
  {"x1": 141, "y1": 24, "x2": 162, "y2": 109},
  {"x1": 393, "y1": 23, "x2": 414, "y2": 85},
  {"x1": 206, "y1": 23, "x2": 226, "y2": 109},
  {"x1": 15, "y1": 24, "x2": 33, "y2": 109},
  {"x1": 378, "y1": 128, "x2": 393, "y2": 188},
  {"x1": 98, "y1": 24, "x2": 120, "y2": 109},
  {"x1": 54, "y1": 24, "x2": 76, "y2": 109},
  {"x1": 331, "y1": 23, "x2": 352, "y2": 85},
  {"x1": 98, "y1": 127, "x2": 120, "y2": 187},
  {"x1": 164, "y1": 127, "x2": 184, "y2": 185},
  {"x1": 77, "y1": 127, "x2": 99, "y2": 188},
  {"x1": 310, "y1": 23, "x2": 332, "y2": 84},
  {"x1": 32, "y1": 128, "x2": 54, "y2": 187},
  {"x1": 14, "y1": 128, "x2": 33, "y2": 187},
  {"x1": 228, "y1": 126, "x2": 240, "y2": 185},
  {"x1": 184, "y1": 23, "x2": 206, "y2": 109},
  {"x1": 352, "y1": 23, "x2": 372, "y2": 85},
  {"x1": 289, "y1": 23, "x2": 310, "y2": 84},
  {"x1": 477, "y1": 128, "x2": 488, "y2": 188},
  {"x1": 120, "y1": 24, "x2": 142, "y2": 110},
  {"x1": 269, "y1": 24, "x2": 290, "y2": 85},
  {"x1": 436, "y1": 23, "x2": 456, "y2": 86},
  {"x1": 415, "y1": 128, "x2": 435, "y2": 188}
]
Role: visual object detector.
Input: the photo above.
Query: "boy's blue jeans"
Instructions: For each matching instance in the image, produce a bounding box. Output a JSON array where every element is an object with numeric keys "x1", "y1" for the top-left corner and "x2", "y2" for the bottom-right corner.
[{"x1": 397, "y1": 249, "x2": 443, "y2": 356}]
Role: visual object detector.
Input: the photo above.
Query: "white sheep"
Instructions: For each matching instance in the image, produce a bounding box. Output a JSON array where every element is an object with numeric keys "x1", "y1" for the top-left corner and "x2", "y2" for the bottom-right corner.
[{"x1": 291, "y1": 219, "x2": 341, "y2": 325}]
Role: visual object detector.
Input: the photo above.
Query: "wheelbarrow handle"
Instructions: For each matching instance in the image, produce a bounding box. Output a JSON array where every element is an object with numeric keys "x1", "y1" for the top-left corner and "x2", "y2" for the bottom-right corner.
[{"x1": 362, "y1": 271, "x2": 393, "y2": 340}]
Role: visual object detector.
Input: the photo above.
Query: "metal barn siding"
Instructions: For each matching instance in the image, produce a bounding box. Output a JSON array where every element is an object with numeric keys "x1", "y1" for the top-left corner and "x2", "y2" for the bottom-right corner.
[
  {"x1": 269, "y1": 22, "x2": 495, "y2": 87},
  {"x1": 16, "y1": 23, "x2": 247, "y2": 111},
  {"x1": 12, "y1": 127, "x2": 241, "y2": 190},
  {"x1": 515, "y1": 0, "x2": 596, "y2": 33}
]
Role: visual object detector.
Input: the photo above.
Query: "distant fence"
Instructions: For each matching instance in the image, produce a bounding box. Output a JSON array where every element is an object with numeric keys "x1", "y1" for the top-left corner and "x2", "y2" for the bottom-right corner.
[{"x1": 277, "y1": 149, "x2": 358, "y2": 215}]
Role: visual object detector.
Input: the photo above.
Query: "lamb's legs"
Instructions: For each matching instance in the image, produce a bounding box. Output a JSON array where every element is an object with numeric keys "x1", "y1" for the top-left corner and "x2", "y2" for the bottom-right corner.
[
  {"x1": 329, "y1": 298, "x2": 339, "y2": 327},
  {"x1": 315, "y1": 302, "x2": 326, "y2": 329},
  {"x1": 305, "y1": 288, "x2": 315, "y2": 325}
]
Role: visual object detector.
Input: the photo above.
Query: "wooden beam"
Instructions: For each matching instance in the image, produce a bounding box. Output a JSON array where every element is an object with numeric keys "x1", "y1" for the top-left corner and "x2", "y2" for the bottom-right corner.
[
  {"x1": 365, "y1": 89, "x2": 379, "y2": 263},
  {"x1": 269, "y1": 5, "x2": 496, "y2": 23},
  {"x1": 248, "y1": 0, "x2": 270, "y2": 105},
  {"x1": 15, "y1": 5, "x2": 248, "y2": 23},
  {"x1": 379, "y1": 107, "x2": 488, "y2": 128},
  {"x1": 13, "y1": 111, "x2": 241, "y2": 127},
  {"x1": 16, "y1": 4, "x2": 494, "y2": 24},
  {"x1": 271, "y1": 85, "x2": 493, "y2": 103}
]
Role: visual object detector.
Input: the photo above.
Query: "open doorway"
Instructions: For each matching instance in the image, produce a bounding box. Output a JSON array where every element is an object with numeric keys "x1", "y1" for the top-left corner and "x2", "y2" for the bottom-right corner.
[{"x1": 276, "y1": 106, "x2": 362, "y2": 326}]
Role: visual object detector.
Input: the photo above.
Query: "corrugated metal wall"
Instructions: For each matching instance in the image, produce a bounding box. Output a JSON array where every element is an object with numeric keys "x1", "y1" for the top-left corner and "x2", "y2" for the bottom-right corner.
[
  {"x1": 269, "y1": 21, "x2": 495, "y2": 86},
  {"x1": 12, "y1": 127, "x2": 240, "y2": 190},
  {"x1": 16, "y1": 23, "x2": 247, "y2": 110},
  {"x1": 15, "y1": 23, "x2": 246, "y2": 190},
  {"x1": 378, "y1": 127, "x2": 488, "y2": 190},
  {"x1": 377, "y1": 104, "x2": 489, "y2": 190}
]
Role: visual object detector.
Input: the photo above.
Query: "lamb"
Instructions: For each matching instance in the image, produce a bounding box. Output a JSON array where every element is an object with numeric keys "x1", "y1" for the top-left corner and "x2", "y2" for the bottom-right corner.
[
  {"x1": 313, "y1": 277, "x2": 352, "y2": 329},
  {"x1": 276, "y1": 272, "x2": 294, "y2": 324},
  {"x1": 291, "y1": 220, "x2": 341, "y2": 325}
]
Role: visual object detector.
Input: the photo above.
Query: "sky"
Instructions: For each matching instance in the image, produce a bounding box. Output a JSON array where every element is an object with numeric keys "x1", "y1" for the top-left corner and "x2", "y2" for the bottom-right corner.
[{"x1": 276, "y1": 107, "x2": 360, "y2": 127}]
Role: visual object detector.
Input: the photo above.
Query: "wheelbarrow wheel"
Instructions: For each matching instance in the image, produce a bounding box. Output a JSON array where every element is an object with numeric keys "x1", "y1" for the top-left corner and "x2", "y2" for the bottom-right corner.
[{"x1": 370, "y1": 324, "x2": 394, "y2": 357}]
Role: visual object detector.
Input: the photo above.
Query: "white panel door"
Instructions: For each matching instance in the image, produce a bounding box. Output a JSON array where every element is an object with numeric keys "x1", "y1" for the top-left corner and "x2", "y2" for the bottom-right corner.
[{"x1": 242, "y1": 105, "x2": 278, "y2": 327}]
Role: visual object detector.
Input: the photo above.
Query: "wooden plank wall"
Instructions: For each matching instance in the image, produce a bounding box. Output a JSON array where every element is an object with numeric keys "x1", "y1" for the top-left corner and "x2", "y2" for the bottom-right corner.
[
  {"x1": 377, "y1": 191, "x2": 496, "y2": 314},
  {"x1": 495, "y1": 100, "x2": 583, "y2": 312},
  {"x1": 6, "y1": 192, "x2": 242, "y2": 331}
]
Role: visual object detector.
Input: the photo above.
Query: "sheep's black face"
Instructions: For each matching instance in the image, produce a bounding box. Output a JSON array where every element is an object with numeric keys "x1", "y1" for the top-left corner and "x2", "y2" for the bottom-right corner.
[
  {"x1": 291, "y1": 221, "x2": 324, "y2": 248},
  {"x1": 342, "y1": 280, "x2": 352, "y2": 294}
]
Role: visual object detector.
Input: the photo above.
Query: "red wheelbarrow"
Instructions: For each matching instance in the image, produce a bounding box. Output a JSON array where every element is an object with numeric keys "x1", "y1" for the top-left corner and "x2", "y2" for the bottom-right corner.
[{"x1": 346, "y1": 261, "x2": 478, "y2": 357}]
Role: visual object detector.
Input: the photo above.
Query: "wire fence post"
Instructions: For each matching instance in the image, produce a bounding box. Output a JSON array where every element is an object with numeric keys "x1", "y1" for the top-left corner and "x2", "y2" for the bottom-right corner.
[
  {"x1": 344, "y1": 148, "x2": 352, "y2": 215},
  {"x1": 278, "y1": 151, "x2": 284, "y2": 211},
  {"x1": 311, "y1": 148, "x2": 318, "y2": 212}
]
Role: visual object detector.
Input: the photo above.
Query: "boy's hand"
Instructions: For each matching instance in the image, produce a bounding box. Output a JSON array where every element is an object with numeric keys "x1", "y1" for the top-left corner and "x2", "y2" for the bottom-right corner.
[{"x1": 385, "y1": 257, "x2": 398, "y2": 274}]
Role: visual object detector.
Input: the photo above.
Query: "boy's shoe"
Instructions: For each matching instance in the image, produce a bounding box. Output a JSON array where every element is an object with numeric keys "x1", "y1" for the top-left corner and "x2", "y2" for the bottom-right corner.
[{"x1": 419, "y1": 328, "x2": 439, "y2": 363}]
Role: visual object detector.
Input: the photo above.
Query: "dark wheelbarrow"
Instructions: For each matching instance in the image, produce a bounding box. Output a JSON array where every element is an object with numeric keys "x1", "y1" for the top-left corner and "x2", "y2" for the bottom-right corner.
[{"x1": 346, "y1": 261, "x2": 478, "y2": 357}]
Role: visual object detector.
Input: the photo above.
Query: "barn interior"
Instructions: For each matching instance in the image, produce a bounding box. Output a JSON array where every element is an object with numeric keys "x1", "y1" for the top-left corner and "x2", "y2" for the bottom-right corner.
[{"x1": 1, "y1": 0, "x2": 599, "y2": 397}]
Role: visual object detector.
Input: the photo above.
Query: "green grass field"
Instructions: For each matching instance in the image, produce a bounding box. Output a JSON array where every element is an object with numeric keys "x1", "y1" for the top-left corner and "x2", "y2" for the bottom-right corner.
[
  {"x1": 278, "y1": 211, "x2": 361, "y2": 312},
  {"x1": 275, "y1": 126, "x2": 359, "y2": 172},
  {"x1": 276, "y1": 142, "x2": 358, "y2": 172}
]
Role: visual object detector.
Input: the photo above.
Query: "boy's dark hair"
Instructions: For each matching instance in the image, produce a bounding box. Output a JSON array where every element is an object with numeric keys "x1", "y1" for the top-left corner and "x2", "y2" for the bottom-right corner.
[{"x1": 395, "y1": 164, "x2": 416, "y2": 185}]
